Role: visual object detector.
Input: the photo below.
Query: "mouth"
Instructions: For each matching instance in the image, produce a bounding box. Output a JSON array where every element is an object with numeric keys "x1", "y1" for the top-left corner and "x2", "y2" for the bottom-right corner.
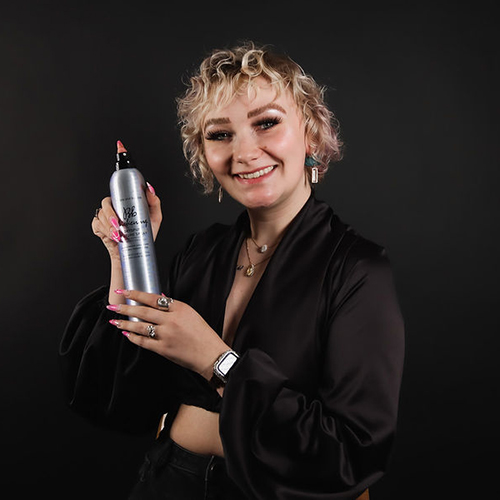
[{"x1": 235, "y1": 165, "x2": 276, "y2": 180}]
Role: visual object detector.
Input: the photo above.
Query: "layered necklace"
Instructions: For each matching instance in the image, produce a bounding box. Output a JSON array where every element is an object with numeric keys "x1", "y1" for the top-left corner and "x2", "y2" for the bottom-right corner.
[{"x1": 236, "y1": 236, "x2": 278, "y2": 277}]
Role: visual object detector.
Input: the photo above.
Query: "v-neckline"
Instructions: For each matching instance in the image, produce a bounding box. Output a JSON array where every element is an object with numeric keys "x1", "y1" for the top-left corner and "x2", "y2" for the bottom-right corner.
[
  {"x1": 221, "y1": 237, "x2": 274, "y2": 346},
  {"x1": 213, "y1": 193, "x2": 316, "y2": 348}
]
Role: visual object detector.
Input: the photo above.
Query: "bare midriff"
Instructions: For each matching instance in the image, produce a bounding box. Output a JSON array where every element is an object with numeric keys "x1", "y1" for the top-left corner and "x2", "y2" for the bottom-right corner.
[{"x1": 169, "y1": 403, "x2": 225, "y2": 457}]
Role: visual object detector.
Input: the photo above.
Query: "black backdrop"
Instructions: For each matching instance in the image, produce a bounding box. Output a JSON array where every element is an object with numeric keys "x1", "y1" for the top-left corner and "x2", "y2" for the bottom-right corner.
[{"x1": 2, "y1": 3, "x2": 499, "y2": 499}]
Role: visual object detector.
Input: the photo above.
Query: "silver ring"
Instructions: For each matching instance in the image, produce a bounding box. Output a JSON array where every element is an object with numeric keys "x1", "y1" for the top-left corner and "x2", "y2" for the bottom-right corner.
[
  {"x1": 157, "y1": 295, "x2": 174, "y2": 311},
  {"x1": 95, "y1": 208, "x2": 101, "y2": 218},
  {"x1": 146, "y1": 324, "x2": 156, "y2": 338}
]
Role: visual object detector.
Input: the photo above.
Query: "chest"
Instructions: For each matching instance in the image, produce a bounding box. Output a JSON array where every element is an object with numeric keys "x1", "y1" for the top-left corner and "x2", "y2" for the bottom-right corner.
[
  {"x1": 222, "y1": 248, "x2": 268, "y2": 347},
  {"x1": 174, "y1": 223, "x2": 339, "y2": 396}
]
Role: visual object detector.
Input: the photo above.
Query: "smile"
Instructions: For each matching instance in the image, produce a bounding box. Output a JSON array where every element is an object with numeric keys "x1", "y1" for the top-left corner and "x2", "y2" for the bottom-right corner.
[{"x1": 236, "y1": 165, "x2": 276, "y2": 180}]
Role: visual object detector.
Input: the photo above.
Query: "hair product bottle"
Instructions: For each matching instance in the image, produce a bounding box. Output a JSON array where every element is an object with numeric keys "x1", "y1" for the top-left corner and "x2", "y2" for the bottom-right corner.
[{"x1": 110, "y1": 141, "x2": 160, "y2": 319}]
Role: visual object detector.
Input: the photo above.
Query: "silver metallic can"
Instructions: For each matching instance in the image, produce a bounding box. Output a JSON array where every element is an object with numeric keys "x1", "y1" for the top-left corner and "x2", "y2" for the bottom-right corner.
[{"x1": 110, "y1": 164, "x2": 160, "y2": 320}]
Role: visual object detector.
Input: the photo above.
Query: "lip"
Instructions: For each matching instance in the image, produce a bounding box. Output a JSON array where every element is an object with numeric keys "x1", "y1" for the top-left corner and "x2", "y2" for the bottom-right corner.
[{"x1": 234, "y1": 165, "x2": 277, "y2": 184}]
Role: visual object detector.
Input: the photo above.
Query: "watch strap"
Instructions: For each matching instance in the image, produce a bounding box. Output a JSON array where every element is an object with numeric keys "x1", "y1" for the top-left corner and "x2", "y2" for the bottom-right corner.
[{"x1": 210, "y1": 350, "x2": 239, "y2": 388}]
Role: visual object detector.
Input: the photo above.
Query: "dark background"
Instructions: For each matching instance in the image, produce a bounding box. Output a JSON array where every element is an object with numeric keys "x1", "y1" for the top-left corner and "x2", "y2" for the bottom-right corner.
[{"x1": 2, "y1": 2, "x2": 499, "y2": 498}]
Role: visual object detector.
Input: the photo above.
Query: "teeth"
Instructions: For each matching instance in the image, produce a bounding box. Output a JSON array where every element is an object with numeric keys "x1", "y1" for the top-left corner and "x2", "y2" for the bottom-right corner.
[{"x1": 238, "y1": 166, "x2": 275, "y2": 179}]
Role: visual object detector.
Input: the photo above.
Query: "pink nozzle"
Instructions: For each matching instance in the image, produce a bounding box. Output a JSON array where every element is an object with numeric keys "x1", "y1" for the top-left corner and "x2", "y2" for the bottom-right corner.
[{"x1": 117, "y1": 140, "x2": 127, "y2": 153}]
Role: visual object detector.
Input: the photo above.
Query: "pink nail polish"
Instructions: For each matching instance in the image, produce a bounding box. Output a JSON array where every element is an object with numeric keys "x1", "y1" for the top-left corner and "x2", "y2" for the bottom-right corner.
[
  {"x1": 110, "y1": 217, "x2": 120, "y2": 230},
  {"x1": 122, "y1": 331, "x2": 130, "y2": 337},
  {"x1": 147, "y1": 182, "x2": 156, "y2": 195},
  {"x1": 114, "y1": 289, "x2": 124, "y2": 294},
  {"x1": 111, "y1": 230, "x2": 121, "y2": 243},
  {"x1": 109, "y1": 319, "x2": 120, "y2": 326},
  {"x1": 106, "y1": 304, "x2": 120, "y2": 312}
]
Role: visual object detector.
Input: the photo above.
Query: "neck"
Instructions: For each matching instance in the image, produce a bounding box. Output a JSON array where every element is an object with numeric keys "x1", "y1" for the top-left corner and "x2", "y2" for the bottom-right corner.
[{"x1": 246, "y1": 187, "x2": 312, "y2": 244}]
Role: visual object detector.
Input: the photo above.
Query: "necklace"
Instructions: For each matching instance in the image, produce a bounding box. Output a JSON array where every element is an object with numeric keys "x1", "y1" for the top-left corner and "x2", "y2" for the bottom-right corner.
[
  {"x1": 250, "y1": 236, "x2": 275, "y2": 254},
  {"x1": 236, "y1": 238, "x2": 274, "y2": 277}
]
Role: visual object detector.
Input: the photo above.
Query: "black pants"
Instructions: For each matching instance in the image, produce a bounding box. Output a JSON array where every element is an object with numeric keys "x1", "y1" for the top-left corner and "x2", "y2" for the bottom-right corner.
[{"x1": 128, "y1": 431, "x2": 248, "y2": 500}]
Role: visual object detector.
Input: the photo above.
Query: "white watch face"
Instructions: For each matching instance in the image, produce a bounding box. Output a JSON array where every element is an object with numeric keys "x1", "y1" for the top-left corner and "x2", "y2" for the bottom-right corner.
[{"x1": 218, "y1": 353, "x2": 238, "y2": 376}]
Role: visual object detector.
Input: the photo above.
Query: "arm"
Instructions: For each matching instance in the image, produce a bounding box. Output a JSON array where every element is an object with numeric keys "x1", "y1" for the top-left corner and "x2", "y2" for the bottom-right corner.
[
  {"x1": 60, "y1": 185, "x2": 178, "y2": 433},
  {"x1": 219, "y1": 249, "x2": 405, "y2": 499},
  {"x1": 59, "y1": 286, "x2": 183, "y2": 434}
]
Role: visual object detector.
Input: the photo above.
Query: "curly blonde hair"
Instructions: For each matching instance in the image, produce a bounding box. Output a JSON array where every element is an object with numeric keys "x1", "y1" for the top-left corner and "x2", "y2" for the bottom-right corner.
[{"x1": 176, "y1": 42, "x2": 343, "y2": 193}]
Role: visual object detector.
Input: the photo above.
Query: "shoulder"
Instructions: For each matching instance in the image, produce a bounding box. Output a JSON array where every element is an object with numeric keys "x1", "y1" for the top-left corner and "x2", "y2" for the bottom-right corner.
[
  {"x1": 310, "y1": 199, "x2": 391, "y2": 286},
  {"x1": 171, "y1": 211, "x2": 245, "y2": 275},
  {"x1": 311, "y1": 198, "x2": 387, "y2": 266},
  {"x1": 180, "y1": 221, "x2": 236, "y2": 258}
]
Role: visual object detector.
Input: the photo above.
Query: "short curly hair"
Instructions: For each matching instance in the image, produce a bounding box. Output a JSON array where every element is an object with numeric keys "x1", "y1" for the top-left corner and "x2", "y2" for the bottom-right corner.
[{"x1": 176, "y1": 42, "x2": 343, "y2": 193}]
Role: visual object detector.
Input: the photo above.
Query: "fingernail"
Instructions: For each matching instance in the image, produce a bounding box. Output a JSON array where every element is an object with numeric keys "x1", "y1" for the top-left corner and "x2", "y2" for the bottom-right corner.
[
  {"x1": 122, "y1": 331, "x2": 130, "y2": 337},
  {"x1": 111, "y1": 230, "x2": 121, "y2": 243},
  {"x1": 106, "y1": 304, "x2": 120, "y2": 312},
  {"x1": 146, "y1": 182, "x2": 156, "y2": 195},
  {"x1": 109, "y1": 319, "x2": 121, "y2": 326},
  {"x1": 110, "y1": 217, "x2": 120, "y2": 230},
  {"x1": 114, "y1": 289, "x2": 124, "y2": 294}
]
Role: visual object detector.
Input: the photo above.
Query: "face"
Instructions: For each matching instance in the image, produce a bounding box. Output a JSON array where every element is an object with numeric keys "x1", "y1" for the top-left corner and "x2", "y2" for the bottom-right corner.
[{"x1": 202, "y1": 77, "x2": 311, "y2": 211}]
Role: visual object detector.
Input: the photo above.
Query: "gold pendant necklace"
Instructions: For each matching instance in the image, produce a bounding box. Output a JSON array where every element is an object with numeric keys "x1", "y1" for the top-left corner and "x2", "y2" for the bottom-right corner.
[{"x1": 236, "y1": 238, "x2": 273, "y2": 277}]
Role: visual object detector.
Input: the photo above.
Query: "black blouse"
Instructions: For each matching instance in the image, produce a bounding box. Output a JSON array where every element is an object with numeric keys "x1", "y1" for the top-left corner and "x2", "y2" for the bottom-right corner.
[{"x1": 60, "y1": 194, "x2": 405, "y2": 499}]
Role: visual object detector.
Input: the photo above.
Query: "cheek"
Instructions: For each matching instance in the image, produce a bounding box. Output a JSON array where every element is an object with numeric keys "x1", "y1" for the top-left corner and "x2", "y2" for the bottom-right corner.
[
  {"x1": 204, "y1": 144, "x2": 227, "y2": 174},
  {"x1": 267, "y1": 126, "x2": 307, "y2": 159}
]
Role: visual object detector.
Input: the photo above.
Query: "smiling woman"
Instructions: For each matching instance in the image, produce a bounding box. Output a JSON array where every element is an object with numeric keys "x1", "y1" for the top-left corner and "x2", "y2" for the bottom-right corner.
[
  {"x1": 177, "y1": 43, "x2": 342, "y2": 194},
  {"x1": 202, "y1": 78, "x2": 311, "y2": 211},
  {"x1": 60, "y1": 42, "x2": 404, "y2": 500}
]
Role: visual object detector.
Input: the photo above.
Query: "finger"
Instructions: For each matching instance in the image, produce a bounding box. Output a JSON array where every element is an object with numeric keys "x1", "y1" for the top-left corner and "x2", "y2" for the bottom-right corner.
[
  {"x1": 122, "y1": 329, "x2": 156, "y2": 350},
  {"x1": 92, "y1": 211, "x2": 120, "y2": 243},
  {"x1": 146, "y1": 183, "x2": 162, "y2": 237},
  {"x1": 107, "y1": 302, "x2": 164, "y2": 323},
  {"x1": 101, "y1": 197, "x2": 121, "y2": 231},
  {"x1": 114, "y1": 318, "x2": 159, "y2": 338},
  {"x1": 92, "y1": 197, "x2": 121, "y2": 242},
  {"x1": 116, "y1": 290, "x2": 176, "y2": 312}
]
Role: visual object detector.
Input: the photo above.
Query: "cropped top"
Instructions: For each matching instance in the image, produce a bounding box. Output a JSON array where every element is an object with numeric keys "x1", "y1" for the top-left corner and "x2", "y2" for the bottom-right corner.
[{"x1": 59, "y1": 194, "x2": 405, "y2": 499}]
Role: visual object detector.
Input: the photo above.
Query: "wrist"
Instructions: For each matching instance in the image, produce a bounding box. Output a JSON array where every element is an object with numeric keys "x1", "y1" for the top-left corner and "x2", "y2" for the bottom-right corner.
[{"x1": 209, "y1": 349, "x2": 240, "y2": 389}]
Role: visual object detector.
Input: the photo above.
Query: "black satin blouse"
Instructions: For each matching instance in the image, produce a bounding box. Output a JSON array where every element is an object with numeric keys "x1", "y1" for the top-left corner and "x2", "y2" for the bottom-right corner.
[{"x1": 60, "y1": 195, "x2": 405, "y2": 499}]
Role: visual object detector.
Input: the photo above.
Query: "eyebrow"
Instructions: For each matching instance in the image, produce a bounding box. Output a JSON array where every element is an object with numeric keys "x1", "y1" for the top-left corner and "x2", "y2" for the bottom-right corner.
[
  {"x1": 204, "y1": 117, "x2": 231, "y2": 128},
  {"x1": 204, "y1": 103, "x2": 287, "y2": 129},
  {"x1": 247, "y1": 103, "x2": 287, "y2": 118}
]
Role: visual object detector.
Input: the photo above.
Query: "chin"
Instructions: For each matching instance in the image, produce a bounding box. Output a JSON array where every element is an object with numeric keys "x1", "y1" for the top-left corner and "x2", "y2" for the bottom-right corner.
[{"x1": 237, "y1": 189, "x2": 280, "y2": 210}]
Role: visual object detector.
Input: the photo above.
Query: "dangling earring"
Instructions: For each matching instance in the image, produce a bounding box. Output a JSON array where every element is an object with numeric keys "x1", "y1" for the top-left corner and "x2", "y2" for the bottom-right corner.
[
  {"x1": 305, "y1": 156, "x2": 320, "y2": 184},
  {"x1": 218, "y1": 185, "x2": 223, "y2": 203}
]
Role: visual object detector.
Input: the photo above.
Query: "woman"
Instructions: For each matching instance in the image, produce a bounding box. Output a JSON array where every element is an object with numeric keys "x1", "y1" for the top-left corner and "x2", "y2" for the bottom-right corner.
[{"x1": 60, "y1": 43, "x2": 405, "y2": 499}]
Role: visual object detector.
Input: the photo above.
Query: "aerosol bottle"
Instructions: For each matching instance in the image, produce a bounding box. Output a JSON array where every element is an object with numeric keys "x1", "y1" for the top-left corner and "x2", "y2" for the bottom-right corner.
[{"x1": 110, "y1": 141, "x2": 160, "y2": 318}]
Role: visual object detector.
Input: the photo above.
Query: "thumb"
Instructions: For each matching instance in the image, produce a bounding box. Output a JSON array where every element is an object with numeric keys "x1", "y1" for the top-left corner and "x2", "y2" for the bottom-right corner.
[{"x1": 145, "y1": 182, "x2": 162, "y2": 237}]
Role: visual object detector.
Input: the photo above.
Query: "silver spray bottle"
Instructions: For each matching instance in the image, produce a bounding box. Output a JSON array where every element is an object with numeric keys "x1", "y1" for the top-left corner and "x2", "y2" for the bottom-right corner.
[{"x1": 110, "y1": 141, "x2": 160, "y2": 319}]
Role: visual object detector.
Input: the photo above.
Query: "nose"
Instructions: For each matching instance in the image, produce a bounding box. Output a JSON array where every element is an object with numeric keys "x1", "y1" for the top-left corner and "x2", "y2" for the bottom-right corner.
[{"x1": 233, "y1": 132, "x2": 262, "y2": 164}]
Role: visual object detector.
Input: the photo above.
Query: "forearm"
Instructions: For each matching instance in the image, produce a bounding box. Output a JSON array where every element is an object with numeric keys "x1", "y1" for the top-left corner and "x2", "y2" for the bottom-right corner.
[{"x1": 108, "y1": 258, "x2": 125, "y2": 305}]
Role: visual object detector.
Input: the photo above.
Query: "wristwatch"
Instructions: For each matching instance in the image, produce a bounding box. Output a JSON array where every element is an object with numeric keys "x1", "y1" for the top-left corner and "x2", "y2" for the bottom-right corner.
[{"x1": 210, "y1": 350, "x2": 240, "y2": 388}]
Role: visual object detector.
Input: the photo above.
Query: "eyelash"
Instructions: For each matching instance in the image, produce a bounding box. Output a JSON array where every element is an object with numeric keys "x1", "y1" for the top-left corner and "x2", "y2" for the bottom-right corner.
[{"x1": 205, "y1": 116, "x2": 282, "y2": 141}]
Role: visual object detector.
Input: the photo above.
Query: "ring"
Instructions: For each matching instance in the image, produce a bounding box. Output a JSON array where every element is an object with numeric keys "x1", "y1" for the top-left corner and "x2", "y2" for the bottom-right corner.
[
  {"x1": 146, "y1": 324, "x2": 156, "y2": 338},
  {"x1": 95, "y1": 208, "x2": 101, "y2": 218},
  {"x1": 157, "y1": 295, "x2": 174, "y2": 311}
]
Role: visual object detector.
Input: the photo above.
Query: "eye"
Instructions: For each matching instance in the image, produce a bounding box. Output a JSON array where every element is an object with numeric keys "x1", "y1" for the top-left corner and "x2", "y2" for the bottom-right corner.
[
  {"x1": 255, "y1": 116, "x2": 282, "y2": 131},
  {"x1": 205, "y1": 130, "x2": 232, "y2": 141}
]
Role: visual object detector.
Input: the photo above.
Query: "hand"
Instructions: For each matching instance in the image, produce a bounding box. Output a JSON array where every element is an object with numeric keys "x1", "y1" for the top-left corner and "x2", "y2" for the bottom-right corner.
[
  {"x1": 107, "y1": 290, "x2": 230, "y2": 381},
  {"x1": 91, "y1": 183, "x2": 162, "y2": 261}
]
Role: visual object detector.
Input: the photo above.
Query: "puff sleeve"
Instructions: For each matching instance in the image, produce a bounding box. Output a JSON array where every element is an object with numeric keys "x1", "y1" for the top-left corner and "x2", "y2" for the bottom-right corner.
[
  {"x1": 219, "y1": 248, "x2": 405, "y2": 499},
  {"x1": 58, "y1": 245, "x2": 191, "y2": 434}
]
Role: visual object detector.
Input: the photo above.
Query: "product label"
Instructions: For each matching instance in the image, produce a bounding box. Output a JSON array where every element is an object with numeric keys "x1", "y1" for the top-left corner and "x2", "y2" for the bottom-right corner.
[{"x1": 119, "y1": 200, "x2": 152, "y2": 260}]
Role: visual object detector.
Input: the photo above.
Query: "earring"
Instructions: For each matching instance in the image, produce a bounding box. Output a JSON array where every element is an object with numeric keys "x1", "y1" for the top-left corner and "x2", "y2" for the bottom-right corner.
[
  {"x1": 218, "y1": 185, "x2": 223, "y2": 203},
  {"x1": 311, "y1": 166, "x2": 319, "y2": 184},
  {"x1": 305, "y1": 156, "x2": 320, "y2": 184}
]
